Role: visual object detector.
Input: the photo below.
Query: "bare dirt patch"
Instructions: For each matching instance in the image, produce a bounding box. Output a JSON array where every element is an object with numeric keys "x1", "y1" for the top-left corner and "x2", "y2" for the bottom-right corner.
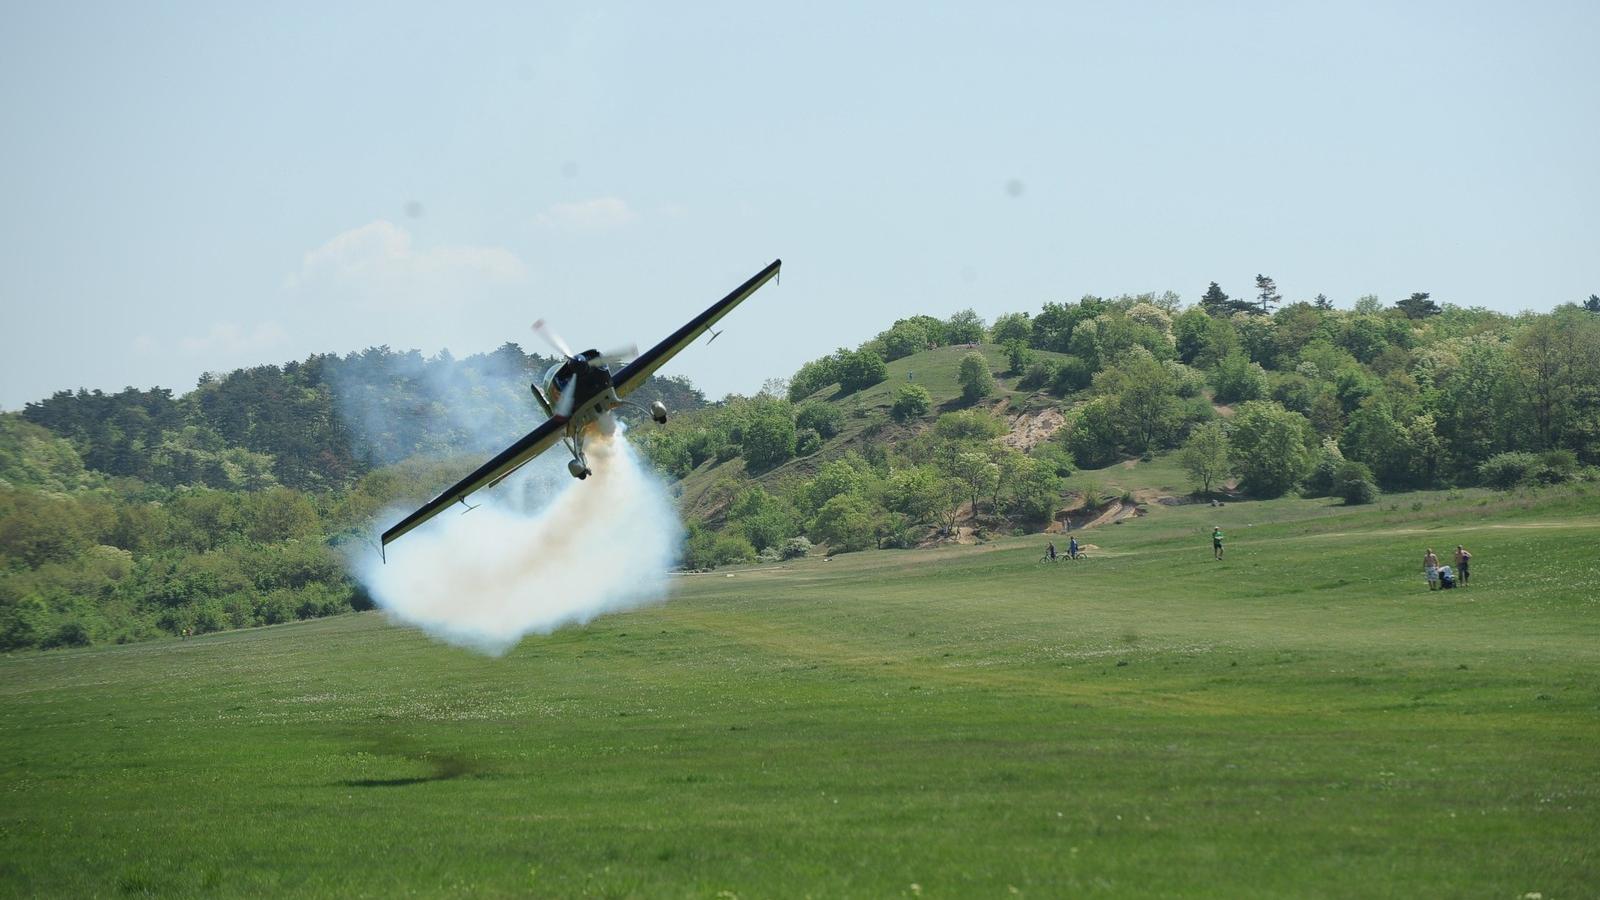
[{"x1": 1001, "y1": 407, "x2": 1066, "y2": 452}]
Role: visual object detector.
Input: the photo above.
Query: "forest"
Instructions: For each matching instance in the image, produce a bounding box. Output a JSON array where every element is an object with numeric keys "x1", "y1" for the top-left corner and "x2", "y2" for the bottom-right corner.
[{"x1": 4, "y1": 283, "x2": 1599, "y2": 651}]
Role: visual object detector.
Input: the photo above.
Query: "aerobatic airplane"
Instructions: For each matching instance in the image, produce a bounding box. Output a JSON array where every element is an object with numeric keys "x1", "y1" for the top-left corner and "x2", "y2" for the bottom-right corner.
[{"x1": 380, "y1": 259, "x2": 781, "y2": 554}]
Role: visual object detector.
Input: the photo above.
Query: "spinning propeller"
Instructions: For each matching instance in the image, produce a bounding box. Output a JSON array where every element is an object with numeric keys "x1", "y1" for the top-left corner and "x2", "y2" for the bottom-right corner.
[{"x1": 531, "y1": 319, "x2": 638, "y2": 418}]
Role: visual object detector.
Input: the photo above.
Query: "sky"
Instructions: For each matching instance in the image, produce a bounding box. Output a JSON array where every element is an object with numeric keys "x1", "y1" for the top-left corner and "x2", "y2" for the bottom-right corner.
[{"x1": 2, "y1": 1, "x2": 1597, "y2": 410}]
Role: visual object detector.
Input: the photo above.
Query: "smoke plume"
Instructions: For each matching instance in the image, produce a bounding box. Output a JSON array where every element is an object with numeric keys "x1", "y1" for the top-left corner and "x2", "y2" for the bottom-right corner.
[
  {"x1": 331, "y1": 347, "x2": 684, "y2": 656},
  {"x1": 357, "y1": 429, "x2": 682, "y2": 655}
]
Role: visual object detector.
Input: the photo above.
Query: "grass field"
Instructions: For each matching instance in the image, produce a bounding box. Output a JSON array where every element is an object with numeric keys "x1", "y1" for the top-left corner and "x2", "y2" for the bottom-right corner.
[{"x1": 3, "y1": 488, "x2": 1599, "y2": 897}]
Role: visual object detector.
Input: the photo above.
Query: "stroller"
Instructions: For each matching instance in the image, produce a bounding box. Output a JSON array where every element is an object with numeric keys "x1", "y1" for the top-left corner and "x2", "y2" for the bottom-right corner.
[{"x1": 1438, "y1": 565, "x2": 1456, "y2": 590}]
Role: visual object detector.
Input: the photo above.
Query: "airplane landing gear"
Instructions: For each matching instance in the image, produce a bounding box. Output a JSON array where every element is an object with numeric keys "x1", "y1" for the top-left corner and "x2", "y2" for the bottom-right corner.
[
  {"x1": 650, "y1": 400, "x2": 668, "y2": 424},
  {"x1": 567, "y1": 458, "x2": 592, "y2": 480}
]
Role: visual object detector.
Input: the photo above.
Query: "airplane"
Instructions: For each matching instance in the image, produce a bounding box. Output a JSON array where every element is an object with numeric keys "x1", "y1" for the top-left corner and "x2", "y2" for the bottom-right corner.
[{"x1": 380, "y1": 259, "x2": 781, "y2": 554}]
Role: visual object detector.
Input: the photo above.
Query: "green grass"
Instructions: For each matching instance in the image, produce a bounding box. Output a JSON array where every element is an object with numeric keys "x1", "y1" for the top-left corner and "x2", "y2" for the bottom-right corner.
[{"x1": 3, "y1": 489, "x2": 1599, "y2": 897}]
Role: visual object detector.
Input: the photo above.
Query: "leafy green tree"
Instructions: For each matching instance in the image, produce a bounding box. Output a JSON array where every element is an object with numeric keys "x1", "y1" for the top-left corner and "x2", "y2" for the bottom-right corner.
[
  {"x1": 1062, "y1": 397, "x2": 1122, "y2": 468},
  {"x1": 794, "y1": 401, "x2": 842, "y2": 439},
  {"x1": 739, "y1": 401, "x2": 797, "y2": 472},
  {"x1": 876, "y1": 320, "x2": 931, "y2": 361},
  {"x1": 1333, "y1": 459, "x2": 1379, "y2": 505},
  {"x1": 1098, "y1": 353, "x2": 1181, "y2": 452},
  {"x1": 1050, "y1": 356, "x2": 1093, "y2": 394},
  {"x1": 788, "y1": 356, "x2": 842, "y2": 400},
  {"x1": 1002, "y1": 456, "x2": 1063, "y2": 522},
  {"x1": 933, "y1": 409, "x2": 1007, "y2": 441},
  {"x1": 957, "y1": 351, "x2": 996, "y2": 403},
  {"x1": 836, "y1": 348, "x2": 889, "y2": 393},
  {"x1": 1228, "y1": 401, "x2": 1313, "y2": 498},
  {"x1": 1003, "y1": 341, "x2": 1033, "y2": 375},
  {"x1": 243, "y1": 487, "x2": 319, "y2": 544},
  {"x1": 727, "y1": 487, "x2": 796, "y2": 551},
  {"x1": 891, "y1": 384, "x2": 933, "y2": 422},
  {"x1": 812, "y1": 493, "x2": 881, "y2": 552},
  {"x1": 1179, "y1": 421, "x2": 1231, "y2": 495},
  {"x1": 944, "y1": 309, "x2": 987, "y2": 344},
  {"x1": 990, "y1": 312, "x2": 1032, "y2": 345},
  {"x1": 945, "y1": 451, "x2": 999, "y2": 516},
  {"x1": 1211, "y1": 352, "x2": 1267, "y2": 403},
  {"x1": 884, "y1": 466, "x2": 949, "y2": 525}
]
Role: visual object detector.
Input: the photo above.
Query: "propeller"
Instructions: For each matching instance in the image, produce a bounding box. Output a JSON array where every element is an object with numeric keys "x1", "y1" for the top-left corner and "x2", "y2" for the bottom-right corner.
[
  {"x1": 531, "y1": 319, "x2": 575, "y2": 360},
  {"x1": 590, "y1": 343, "x2": 638, "y2": 367}
]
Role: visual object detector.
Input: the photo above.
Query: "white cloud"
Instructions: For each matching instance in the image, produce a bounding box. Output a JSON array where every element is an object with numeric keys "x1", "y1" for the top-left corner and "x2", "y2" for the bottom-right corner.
[
  {"x1": 535, "y1": 197, "x2": 638, "y2": 231},
  {"x1": 287, "y1": 220, "x2": 528, "y2": 306},
  {"x1": 132, "y1": 322, "x2": 288, "y2": 357}
]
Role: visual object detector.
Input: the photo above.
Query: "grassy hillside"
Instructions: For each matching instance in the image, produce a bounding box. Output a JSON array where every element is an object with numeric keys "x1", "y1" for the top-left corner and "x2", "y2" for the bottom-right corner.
[
  {"x1": 670, "y1": 343, "x2": 1062, "y2": 520},
  {"x1": 4, "y1": 487, "x2": 1597, "y2": 897}
]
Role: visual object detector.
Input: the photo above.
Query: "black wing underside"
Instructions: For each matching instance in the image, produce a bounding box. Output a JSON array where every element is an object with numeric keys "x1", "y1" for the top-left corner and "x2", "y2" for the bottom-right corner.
[
  {"x1": 612, "y1": 259, "x2": 781, "y2": 397},
  {"x1": 380, "y1": 258, "x2": 781, "y2": 553},
  {"x1": 379, "y1": 416, "x2": 565, "y2": 551}
]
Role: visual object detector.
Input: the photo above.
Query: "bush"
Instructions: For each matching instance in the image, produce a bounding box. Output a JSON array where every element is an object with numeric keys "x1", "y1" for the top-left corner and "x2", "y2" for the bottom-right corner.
[
  {"x1": 795, "y1": 401, "x2": 843, "y2": 438},
  {"x1": 1017, "y1": 360, "x2": 1058, "y2": 391},
  {"x1": 957, "y1": 352, "x2": 996, "y2": 403},
  {"x1": 795, "y1": 428, "x2": 822, "y2": 456},
  {"x1": 1333, "y1": 460, "x2": 1380, "y2": 505},
  {"x1": 779, "y1": 536, "x2": 813, "y2": 560},
  {"x1": 1051, "y1": 356, "x2": 1092, "y2": 394},
  {"x1": 891, "y1": 384, "x2": 933, "y2": 422},
  {"x1": 1478, "y1": 451, "x2": 1539, "y2": 488}
]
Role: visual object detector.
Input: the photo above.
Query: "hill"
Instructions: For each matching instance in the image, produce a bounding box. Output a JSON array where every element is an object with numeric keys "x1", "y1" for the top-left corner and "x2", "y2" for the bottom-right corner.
[{"x1": 3, "y1": 487, "x2": 1597, "y2": 896}]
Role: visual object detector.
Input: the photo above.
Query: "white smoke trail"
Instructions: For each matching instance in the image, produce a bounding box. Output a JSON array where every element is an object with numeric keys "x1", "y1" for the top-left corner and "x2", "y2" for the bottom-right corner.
[{"x1": 358, "y1": 427, "x2": 684, "y2": 656}]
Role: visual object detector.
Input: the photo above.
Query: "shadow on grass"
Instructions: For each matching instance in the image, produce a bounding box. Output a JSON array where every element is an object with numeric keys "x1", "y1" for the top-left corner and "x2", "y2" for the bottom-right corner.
[{"x1": 332, "y1": 726, "x2": 491, "y2": 788}]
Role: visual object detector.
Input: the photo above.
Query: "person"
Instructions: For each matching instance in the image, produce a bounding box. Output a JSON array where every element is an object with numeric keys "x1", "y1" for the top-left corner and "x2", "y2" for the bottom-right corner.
[
  {"x1": 1424, "y1": 548, "x2": 1440, "y2": 590},
  {"x1": 1212, "y1": 526, "x2": 1224, "y2": 560},
  {"x1": 1068, "y1": 534, "x2": 1079, "y2": 560},
  {"x1": 1454, "y1": 545, "x2": 1471, "y2": 586},
  {"x1": 1046, "y1": 540, "x2": 1057, "y2": 562}
]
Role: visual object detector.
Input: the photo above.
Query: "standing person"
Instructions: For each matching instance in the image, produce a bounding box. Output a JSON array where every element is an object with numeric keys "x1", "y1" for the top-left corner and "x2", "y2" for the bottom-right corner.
[
  {"x1": 1212, "y1": 526, "x2": 1224, "y2": 560},
  {"x1": 1454, "y1": 545, "x2": 1471, "y2": 586},
  {"x1": 1068, "y1": 534, "x2": 1079, "y2": 560},
  {"x1": 1424, "y1": 548, "x2": 1440, "y2": 591}
]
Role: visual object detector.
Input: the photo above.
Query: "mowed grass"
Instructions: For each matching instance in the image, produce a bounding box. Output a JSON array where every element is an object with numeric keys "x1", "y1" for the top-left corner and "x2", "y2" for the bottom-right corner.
[{"x1": 3, "y1": 491, "x2": 1599, "y2": 898}]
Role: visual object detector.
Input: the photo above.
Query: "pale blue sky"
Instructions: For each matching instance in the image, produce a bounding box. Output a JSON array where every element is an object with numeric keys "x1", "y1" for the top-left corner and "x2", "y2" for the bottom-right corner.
[{"x1": 3, "y1": 1, "x2": 1596, "y2": 409}]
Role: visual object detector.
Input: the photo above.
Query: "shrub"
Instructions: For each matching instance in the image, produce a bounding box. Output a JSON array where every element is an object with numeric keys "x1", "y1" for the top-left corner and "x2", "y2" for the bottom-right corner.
[
  {"x1": 1017, "y1": 360, "x2": 1058, "y2": 391},
  {"x1": 1333, "y1": 459, "x2": 1380, "y2": 505},
  {"x1": 780, "y1": 536, "x2": 813, "y2": 560},
  {"x1": 1051, "y1": 356, "x2": 1092, "y2": 393},
  {"x1": 891, "y1": 384, "x2": 933, "y2": 422},
  {"x1": 1477, "y1": 451, "x2": 1539, "y2": 488},
  {"x1": 795, "y1": 401, "x2": 843, "y2": 438},
  {"x1": 957, "y1": 352, "x2": 996, "y2": 403},
  {"x1": 795, "y1": 428, "x2": 822, "y2": 457}
]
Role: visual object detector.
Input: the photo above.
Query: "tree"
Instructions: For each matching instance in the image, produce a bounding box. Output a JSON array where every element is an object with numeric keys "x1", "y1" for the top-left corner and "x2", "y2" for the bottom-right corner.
[
  {"x1": 794, "y1": 401, "x2": 842, "y2": 438},
  {"x1": 1062, "y1": 397, "x2": 1122, "y2": 468},
  {"x1": 1179, "y1": 421, "x2": 1231, "y2": 495},
  {"x1": 812, "y1": 492, "x2": 880, "y2": 552},
  {"x1": 788, "y1": 356, "x2": 842, "y2": 400},
  {"x1": 1099, "y1": 353, "x2": 1181, "y2": 452},
  {"x1": 836, "y1": 348, "x2": 888, "y2": 393},
  {"x1": 944, "y1": 309, "x2": 987, "y2": 344},
  {"x1": 1254, "y1": 274, "x2": 1281, "y2": 316},
  {"x1": 957, "y1": 351, "x2": 996, "y2": 403},
  {"x1": 1585, "y1": 294, "x2": 1600, "y2": 314},
  {"x1": 1003, "y1": 456, "x2": 1063, "y2": 522},
  {"x1": 739, "y1": 401, "x2": 796, "y2": 472},
  {"x1": 891, "y1": 384, "x2": 932, "y2": 422},
  {"x1": 875, "y1": 320, "x2": 931, "y2": 361},
  {"x1": 1314, "y1": 293, "x2": 1334, "y2": 310},
  {"x1": 1395, "y1": 292, "x2": 1441, "y2": 319},
  {"x1": 1200, "y1": 282, "x2": 1232, "y2": 317},
  {"x1": 1333, "y1": 459, "x2": 1379, "y2": 505},
  {"x1": 1211, "y1": 352, "x2": 1267, "y2": 403},
  {"x1": 945, "y1": 450, "x2": 1000, "y2": 516},
  {"x1": 990, "y1": 312, "x2": 1032, "y2": 345},
  {"x1": 1003, "y1": 341, "x2": 1033, "y2": 375},
  {"x1": 1228, "y1": 401, "x2": 1313, "y2": 498}
]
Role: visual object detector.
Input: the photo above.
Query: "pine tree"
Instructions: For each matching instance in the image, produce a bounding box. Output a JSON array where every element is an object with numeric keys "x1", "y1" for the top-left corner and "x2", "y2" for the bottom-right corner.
[
  {"x1": 1200, "y1": 282, "x2": 1231, "y2": 316},
  {"x1": 1314, "y1": 293, "x2": 1333, "y2": 310},
  {"x1": 1254, "y1": 274, "x2": 1281, "y2": 315},
  {"x1": 1395, "y1": 292, "x2": 1441, "y2": 319},
  {"x1": 1585, "y1": 294, "x2": 1600, "y2": 314}
]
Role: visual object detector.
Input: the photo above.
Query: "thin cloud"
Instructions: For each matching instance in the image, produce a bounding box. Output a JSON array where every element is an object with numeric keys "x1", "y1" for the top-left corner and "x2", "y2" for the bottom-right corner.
[
  {"x1": 133, "y1": 322, "x2": 288, "y2": 357},
  {"x1": 534, "y1": 197, "x2": 639, "y2": 231},
  {"x1": 287, "y1": 220, "x2": 528, "y2": 306}
]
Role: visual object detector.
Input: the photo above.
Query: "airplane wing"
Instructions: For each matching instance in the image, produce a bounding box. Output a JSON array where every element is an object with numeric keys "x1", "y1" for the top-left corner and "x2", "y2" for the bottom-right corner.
[
  {"x1": 612, "y1": 259, "x2": 781, "y2": 397},
  {"x1": 380, "y1": 416, "x2": 566, "y2": 552}
]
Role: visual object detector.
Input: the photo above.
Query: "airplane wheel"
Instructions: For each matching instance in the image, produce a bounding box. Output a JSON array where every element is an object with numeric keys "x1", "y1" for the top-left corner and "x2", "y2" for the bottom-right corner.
[{"x1": 577, "y1": 470, "x2": 590, "y2": 480}]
